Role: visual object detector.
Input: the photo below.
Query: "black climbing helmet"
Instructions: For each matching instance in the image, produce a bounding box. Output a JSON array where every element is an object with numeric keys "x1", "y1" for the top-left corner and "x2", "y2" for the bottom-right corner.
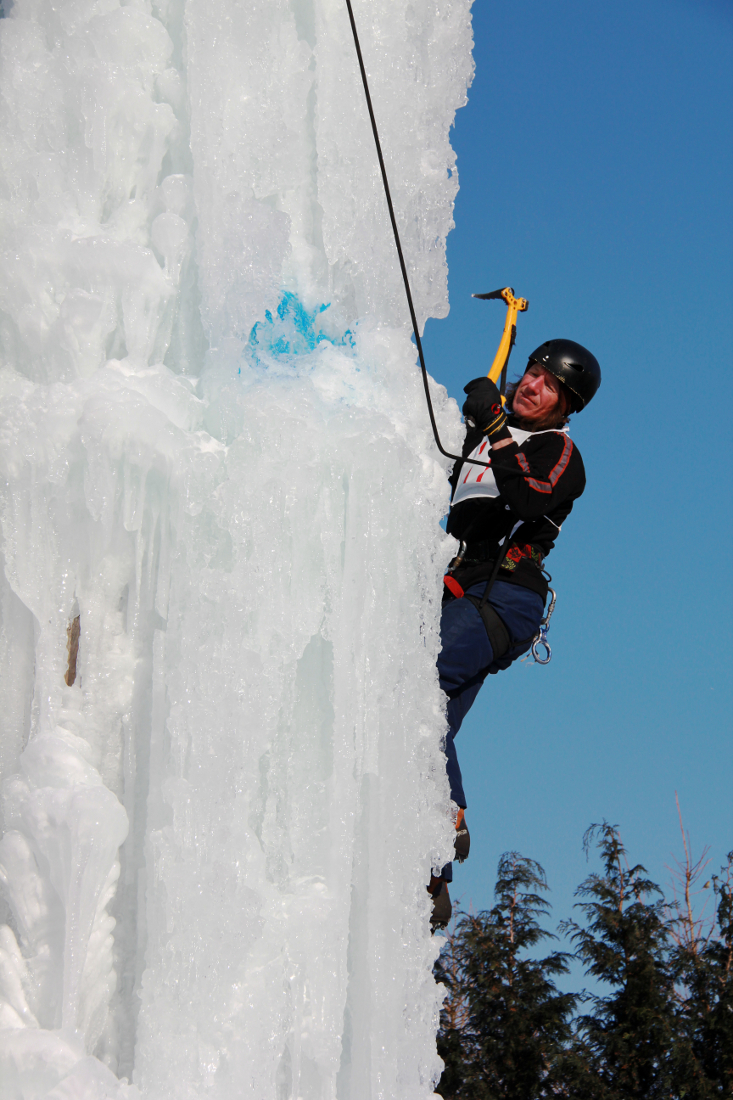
[{"x1": 526, "y1": 339, "x2": 601, "y2": 413}]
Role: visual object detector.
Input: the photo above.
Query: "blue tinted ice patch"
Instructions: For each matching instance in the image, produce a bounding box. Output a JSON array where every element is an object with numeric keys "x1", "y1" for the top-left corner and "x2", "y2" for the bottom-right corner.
[{"x1": 248, "y1": 292, "x2": 354, "y2": 365}]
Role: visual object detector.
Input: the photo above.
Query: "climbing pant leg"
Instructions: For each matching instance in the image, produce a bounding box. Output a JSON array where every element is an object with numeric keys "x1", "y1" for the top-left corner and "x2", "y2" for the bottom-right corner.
[
  {"x1": 438, "y1": 593, "x2": 493, "y2": 810},
  {"x1": 437, "y1": 579, "x2": 544, "y2": 881}
]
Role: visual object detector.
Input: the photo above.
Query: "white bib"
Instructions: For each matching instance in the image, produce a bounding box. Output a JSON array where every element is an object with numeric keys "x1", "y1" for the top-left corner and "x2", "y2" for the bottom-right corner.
[{"x1": 451, "y1": 425, "x2": 569, "y2": 506}]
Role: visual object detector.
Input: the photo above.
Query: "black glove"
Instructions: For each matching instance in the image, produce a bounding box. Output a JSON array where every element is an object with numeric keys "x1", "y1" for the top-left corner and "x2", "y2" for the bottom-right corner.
[{"x1": 462, "y1": 377, "x2": 510, "y2": 440}]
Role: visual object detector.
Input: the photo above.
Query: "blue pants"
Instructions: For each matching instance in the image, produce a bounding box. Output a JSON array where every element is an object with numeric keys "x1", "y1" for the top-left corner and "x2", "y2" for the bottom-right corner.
[{"x1": 437, "y1": 579, "x2": 544, "y2": 881}]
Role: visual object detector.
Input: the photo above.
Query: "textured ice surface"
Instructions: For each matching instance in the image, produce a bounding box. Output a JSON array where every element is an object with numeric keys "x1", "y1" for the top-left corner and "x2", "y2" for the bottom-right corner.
[{"x1": 0, "y1": 0, "x2": 473, "y2": 1096}]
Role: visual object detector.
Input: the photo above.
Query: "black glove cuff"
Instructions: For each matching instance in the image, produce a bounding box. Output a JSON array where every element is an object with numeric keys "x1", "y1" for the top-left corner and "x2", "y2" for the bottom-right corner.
[{"x1": 488, "y1": 423, "x2": 513, "y2": 445}]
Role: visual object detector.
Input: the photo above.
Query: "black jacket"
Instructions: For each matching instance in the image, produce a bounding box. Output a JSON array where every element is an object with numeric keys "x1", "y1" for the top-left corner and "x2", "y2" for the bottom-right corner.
[{"x1": 447, "y1": 403, "x2": 586, "y2": 598}]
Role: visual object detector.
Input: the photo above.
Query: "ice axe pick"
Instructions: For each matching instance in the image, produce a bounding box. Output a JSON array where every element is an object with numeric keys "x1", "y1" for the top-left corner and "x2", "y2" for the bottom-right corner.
[{"x1": 472, "y1": 287, "x2": 529, "y2": 402}]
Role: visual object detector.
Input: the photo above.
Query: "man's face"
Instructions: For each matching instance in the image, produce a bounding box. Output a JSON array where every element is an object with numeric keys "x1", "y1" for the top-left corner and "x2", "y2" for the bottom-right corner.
[{"x1": 512, "y1": 363, "x2": 566, "y2": 423}]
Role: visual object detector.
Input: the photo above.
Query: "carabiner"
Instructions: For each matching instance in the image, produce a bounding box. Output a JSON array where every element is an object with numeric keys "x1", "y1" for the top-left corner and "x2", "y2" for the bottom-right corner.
[
  {"x1": 531, "y1": 587, "x2": 556, "y2": 664},
  {"x1": 531, "y1": 627, "x2": 552, "y2": 665}
]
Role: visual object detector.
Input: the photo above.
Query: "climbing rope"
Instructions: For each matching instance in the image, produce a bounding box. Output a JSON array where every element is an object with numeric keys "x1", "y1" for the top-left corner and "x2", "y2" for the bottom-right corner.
[{"x1": 344, "y1": 0, "x2": 491, "y2": 469}]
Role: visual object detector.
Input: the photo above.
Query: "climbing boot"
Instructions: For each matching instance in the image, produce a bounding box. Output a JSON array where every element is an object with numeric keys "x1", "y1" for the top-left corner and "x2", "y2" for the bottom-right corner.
[
  {"x1": 454, "y1": 808, "x2": 470, "y2": 863},
  {"x1": 428, "y1": 875, "x2": 451, "y2": 932}
]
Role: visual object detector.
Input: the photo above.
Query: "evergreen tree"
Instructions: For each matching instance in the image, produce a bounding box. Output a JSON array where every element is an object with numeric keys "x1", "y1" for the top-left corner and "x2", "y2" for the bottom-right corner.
[
  {"x1": 436, "y1": 824, "x2": 731, "y2": 1099},
  {"x1": 434, "y1": 917, "x2": 470, "y2": 1099},
  {"x1": 670, "y1": 851, "x2": 733, "y2": 1097},
  {"x1": 436, "y1": 852, "x2": 578, "y2": 1099},
  {"x1": 561, "y1": 823, "x2": 676, "y2": 1099},
  {"x1": 703, "y1": 857, "x2": 733, "y2": 1094}
]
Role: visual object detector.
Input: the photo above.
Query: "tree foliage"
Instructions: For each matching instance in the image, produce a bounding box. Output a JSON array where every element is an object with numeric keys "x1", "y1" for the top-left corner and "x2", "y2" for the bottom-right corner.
[
  {"x1": 436, "y1": 824, "x2": 733, "y2": 1100},
  {"x1": 560, "y1": 823, "x2": 676, "y2": 1098},
  {"x1": 669, "y1": 849, "x2": 733, "y2": 1097},
  {"x1": 437, "y1": 852, "x2": 578, "y2": 1099}
]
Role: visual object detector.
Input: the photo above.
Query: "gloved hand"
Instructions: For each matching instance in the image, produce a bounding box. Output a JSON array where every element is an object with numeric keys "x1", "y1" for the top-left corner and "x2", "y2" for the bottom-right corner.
[{"x1": 462, "y1": 377, "x2": 510, "y2": 439}]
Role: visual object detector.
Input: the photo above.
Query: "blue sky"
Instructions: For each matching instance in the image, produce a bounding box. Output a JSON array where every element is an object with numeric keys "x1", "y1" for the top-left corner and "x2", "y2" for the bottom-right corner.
[{"x1": 421, "y1": 0, "x2": 733, "y2": 979}]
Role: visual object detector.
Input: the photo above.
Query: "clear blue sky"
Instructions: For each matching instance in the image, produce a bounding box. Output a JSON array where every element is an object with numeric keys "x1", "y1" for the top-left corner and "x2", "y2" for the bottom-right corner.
[{"x1": 421, "y1": 0, "x2": 733, "y2": 979}]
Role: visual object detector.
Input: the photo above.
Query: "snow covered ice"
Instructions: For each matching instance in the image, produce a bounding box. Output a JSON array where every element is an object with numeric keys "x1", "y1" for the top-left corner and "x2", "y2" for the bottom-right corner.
[{"x1": 0, "y1": 0, "x2": 474, "y2": 1096}]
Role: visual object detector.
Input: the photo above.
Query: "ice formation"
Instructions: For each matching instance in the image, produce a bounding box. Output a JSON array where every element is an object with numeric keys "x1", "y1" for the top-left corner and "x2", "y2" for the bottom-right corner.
[{"x1": 0, "y1": 0, "x2": 473, "y2": 1096}]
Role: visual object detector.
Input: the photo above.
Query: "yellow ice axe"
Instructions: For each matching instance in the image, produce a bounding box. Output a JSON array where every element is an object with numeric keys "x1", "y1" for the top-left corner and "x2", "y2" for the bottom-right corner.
[{"x1": 472, "y1": 287, "x2": 529, "y2": 401}]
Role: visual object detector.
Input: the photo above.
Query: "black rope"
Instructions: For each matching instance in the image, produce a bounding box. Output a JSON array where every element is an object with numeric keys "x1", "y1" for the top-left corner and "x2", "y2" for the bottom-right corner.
[
  {"x1": 478, "y1": 538, "x2": 513, "y2": 612},
  {"x1": 344, "y1": 0, "x2": 491, "y2": 469}
]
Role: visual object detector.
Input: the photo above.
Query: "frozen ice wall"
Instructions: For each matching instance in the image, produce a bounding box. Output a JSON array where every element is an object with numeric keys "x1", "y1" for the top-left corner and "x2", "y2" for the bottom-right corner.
[{"x1": 0, "y1": 0, "x2": 473, "y2": 1096}]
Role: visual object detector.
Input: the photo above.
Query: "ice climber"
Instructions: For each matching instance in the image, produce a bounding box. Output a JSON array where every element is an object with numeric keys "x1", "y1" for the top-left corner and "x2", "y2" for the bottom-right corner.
[{"x1": 428, "y1": 339, "x2": 601, "y2": 929}]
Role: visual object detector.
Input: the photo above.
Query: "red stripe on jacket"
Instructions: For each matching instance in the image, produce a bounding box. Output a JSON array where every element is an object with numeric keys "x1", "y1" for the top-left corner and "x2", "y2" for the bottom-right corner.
[{"x1": 515, "y1": 437, "x2": 574, "y2": 495}]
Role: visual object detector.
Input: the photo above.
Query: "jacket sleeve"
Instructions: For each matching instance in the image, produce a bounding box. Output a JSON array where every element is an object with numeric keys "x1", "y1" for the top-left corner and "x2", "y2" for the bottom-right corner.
[{"x1": 490, "y1": 432, "x2": 586, "y2": 520}]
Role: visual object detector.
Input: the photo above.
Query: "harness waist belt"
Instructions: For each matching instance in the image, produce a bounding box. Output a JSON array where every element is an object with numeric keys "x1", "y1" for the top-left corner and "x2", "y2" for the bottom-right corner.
[{"x1": 463, "y1": 541, "x2": 544, "y2": 571}]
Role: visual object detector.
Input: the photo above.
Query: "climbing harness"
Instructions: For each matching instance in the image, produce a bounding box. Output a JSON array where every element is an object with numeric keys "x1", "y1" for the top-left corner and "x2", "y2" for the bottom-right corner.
[
  {"x1": 442, "y1": 525, "x2": 516, "y2": 662},
  {"x1": 445, "y1": 572, "x2": 558, "y2": 666},
  {"x1": 445, "y1": 545, "x2": 559, "y2": 665},
  {"x1": 530, "y1": 586, "x2": 557, "y2": 665},
  {"x1": 464, "y1": 534, "x2": 515, "y2": 660}
]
